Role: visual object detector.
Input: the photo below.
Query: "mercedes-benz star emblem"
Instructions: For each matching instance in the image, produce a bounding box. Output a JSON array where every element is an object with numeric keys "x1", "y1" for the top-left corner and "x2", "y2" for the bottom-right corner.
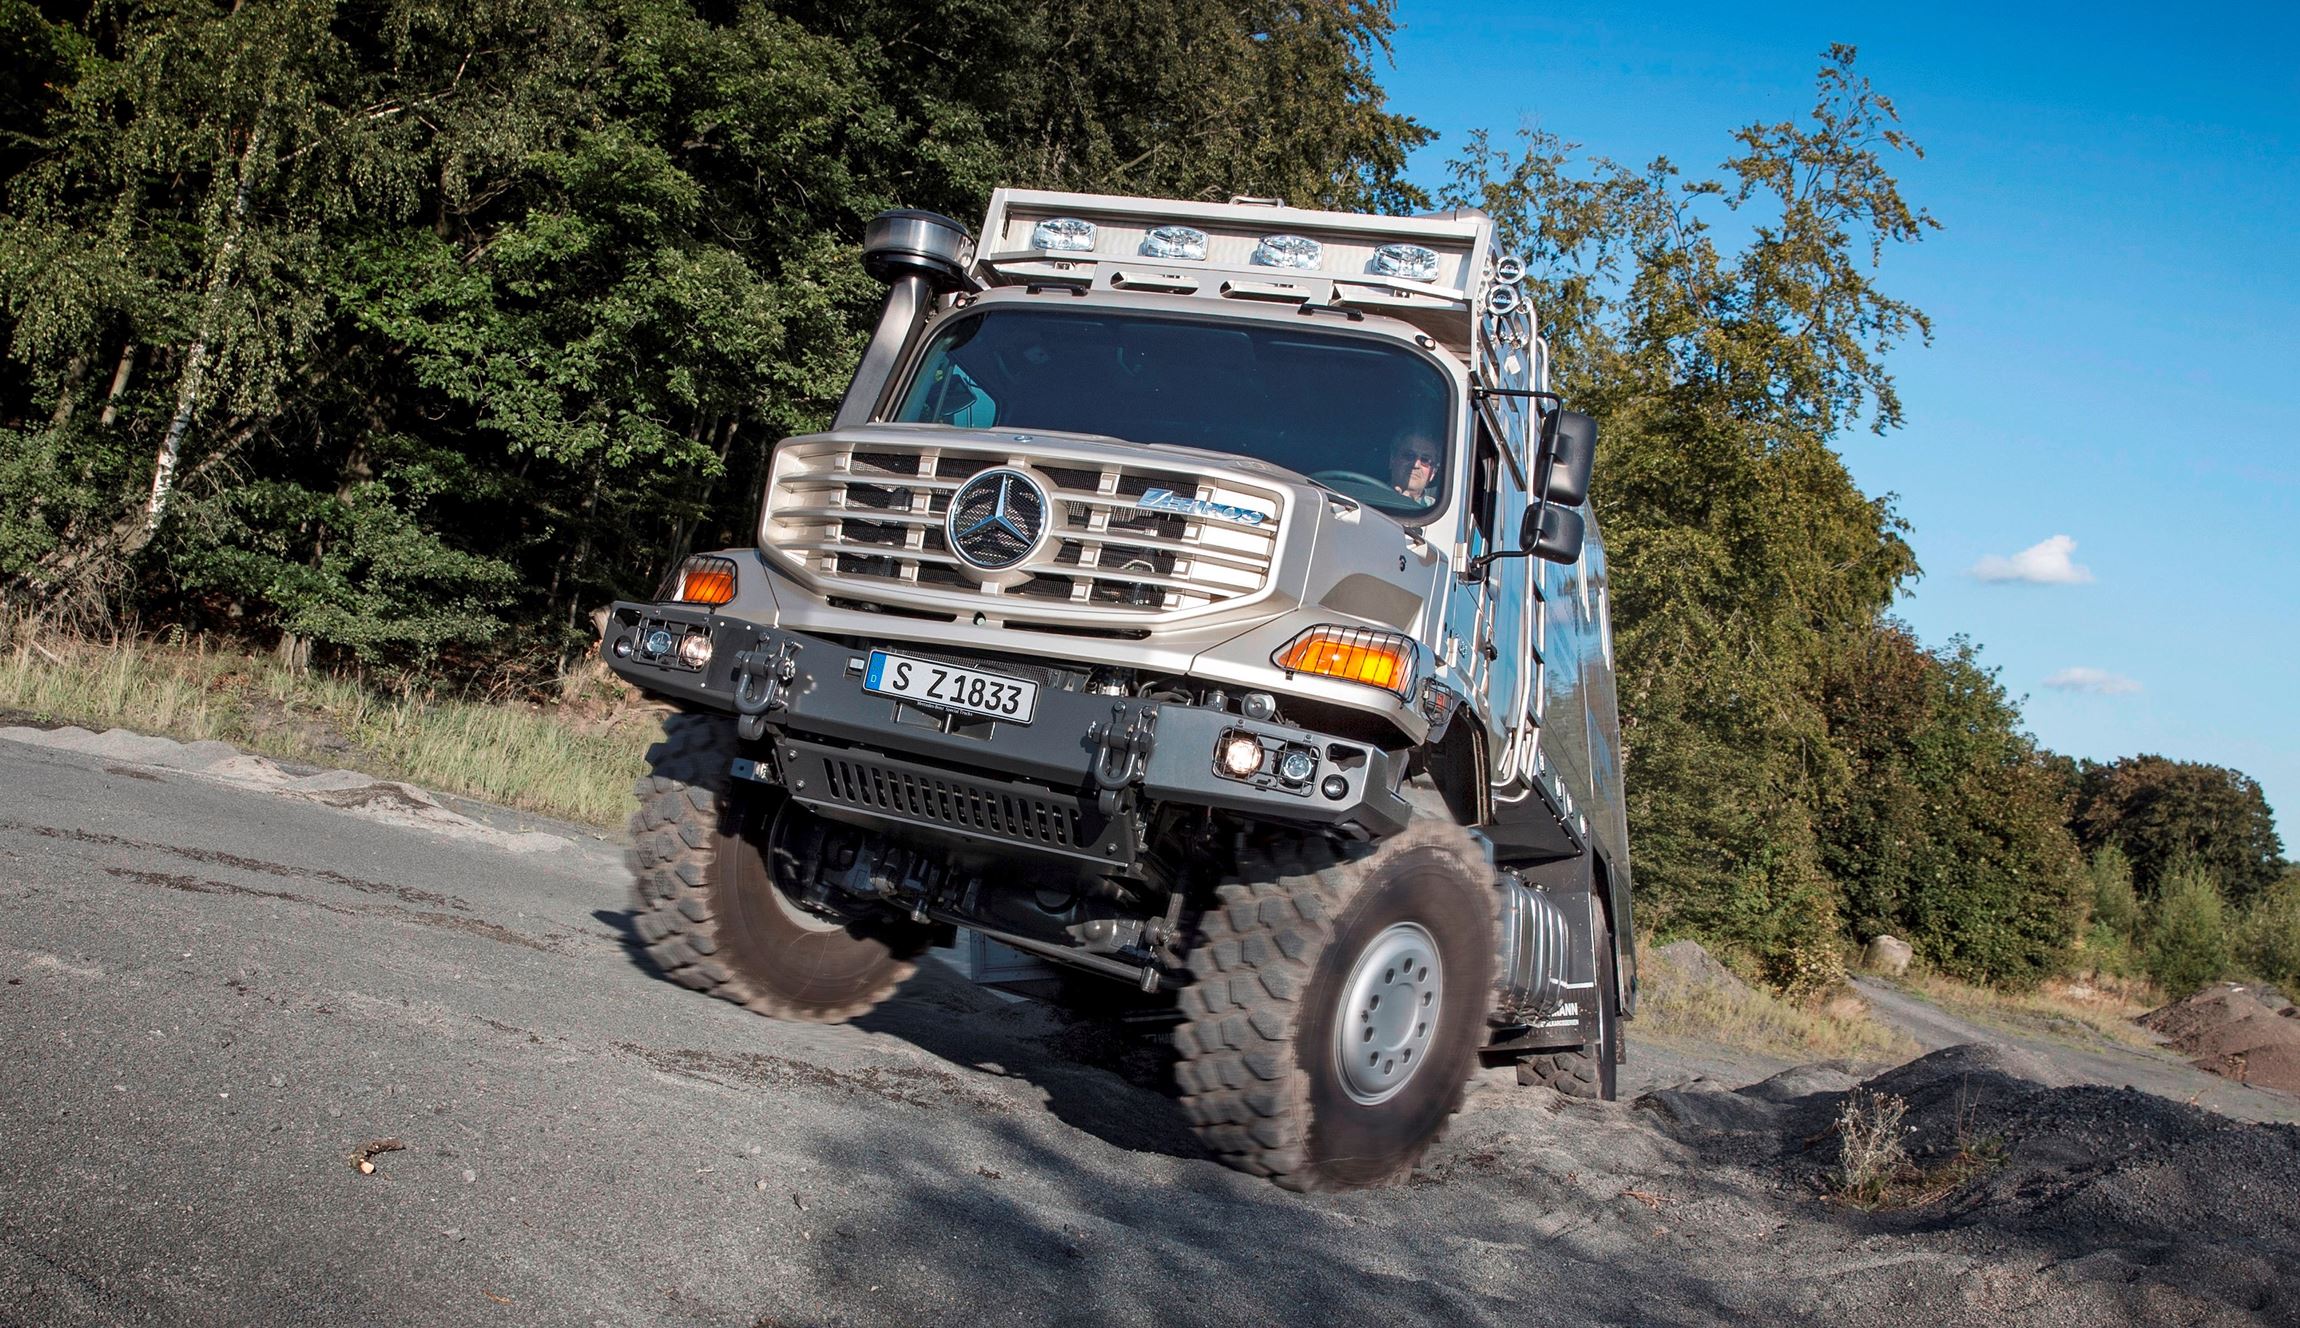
[{"x1": 946, "y1": 467, "x2": 1047, "y2": 572}]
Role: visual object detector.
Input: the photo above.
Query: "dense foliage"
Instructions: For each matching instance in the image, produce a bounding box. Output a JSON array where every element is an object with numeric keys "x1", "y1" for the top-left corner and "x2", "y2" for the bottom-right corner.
[
  {"x1": 1, "y1": 0, "x2": 1425, "y2": 663},
  {"x1": 0, "y1": 12, "x2": 2280, "y2": 989},
  {"x1": 2073, "y1": 755, "x2": 2285, "y2": 906}
]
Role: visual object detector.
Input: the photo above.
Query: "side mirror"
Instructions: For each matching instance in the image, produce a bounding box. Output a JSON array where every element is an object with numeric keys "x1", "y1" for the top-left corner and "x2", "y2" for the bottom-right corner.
[
  {"x1": 1540, "y1": 410, "x2": 1597, "y2": 506},
  {"x1": 1521, "y1": 503, "x2": 1585, "y2": 564}
]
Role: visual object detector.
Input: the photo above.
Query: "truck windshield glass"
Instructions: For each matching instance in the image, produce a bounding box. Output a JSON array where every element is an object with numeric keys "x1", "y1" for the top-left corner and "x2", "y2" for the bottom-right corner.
[{"x1": 891, "y1": 307, "x2": 1453, "y2": 515}]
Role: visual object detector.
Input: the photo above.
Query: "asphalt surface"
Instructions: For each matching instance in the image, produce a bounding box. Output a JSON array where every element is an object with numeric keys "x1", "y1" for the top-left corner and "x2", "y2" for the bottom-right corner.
[{"x1": 4, "y1": 731, "x2": 2298, "y2": 1328}]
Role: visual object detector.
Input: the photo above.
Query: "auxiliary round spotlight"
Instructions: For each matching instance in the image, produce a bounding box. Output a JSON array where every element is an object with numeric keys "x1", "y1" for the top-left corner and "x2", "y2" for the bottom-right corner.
[
  {"x1": 1276, "y1": 749, "x2": 1317, "y2": 786},
  {"x1": 1218, "y1": 732, "x2": 1265, "y2": 779},
  {"x1": 677, "y1": 633, "x2": 714, "y2": 669},
  {"x1": 642, "y1": 628, "x2": 674, "y2": 657}
]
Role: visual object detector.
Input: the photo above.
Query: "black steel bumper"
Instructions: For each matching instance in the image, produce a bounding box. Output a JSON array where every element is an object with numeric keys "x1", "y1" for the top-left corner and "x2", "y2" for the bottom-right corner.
[{"x1": 603, "y1": 602, "x2": 1412, "y2": 852}]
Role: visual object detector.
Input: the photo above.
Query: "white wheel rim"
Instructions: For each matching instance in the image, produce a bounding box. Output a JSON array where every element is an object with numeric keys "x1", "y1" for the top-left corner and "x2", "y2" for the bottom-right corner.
[{"x1": 1334, "y1": 922, "x2": 1444, "y2": 1105}]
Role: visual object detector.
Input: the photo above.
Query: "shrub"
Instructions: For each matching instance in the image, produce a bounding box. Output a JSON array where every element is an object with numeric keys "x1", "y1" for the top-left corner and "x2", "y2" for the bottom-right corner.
[
  {"x1": 2089, "y1": 844, "x2": 2139, "y2": 943},
  {"x1": 2239, "y1": 868, "x2": 2300, "y2": 991},
  {"x1": 2145, "y1": 859, "x2": 2232, "y2": 996}
]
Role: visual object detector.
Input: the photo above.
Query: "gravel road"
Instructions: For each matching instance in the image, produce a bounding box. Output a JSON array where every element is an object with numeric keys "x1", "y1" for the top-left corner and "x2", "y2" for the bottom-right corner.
[{"x1": 3, "y1": 729, "x2": 2297, "y2": 1327}]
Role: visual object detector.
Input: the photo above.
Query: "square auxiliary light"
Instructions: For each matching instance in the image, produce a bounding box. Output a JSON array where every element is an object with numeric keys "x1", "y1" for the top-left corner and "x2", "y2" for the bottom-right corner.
[
  {"x1": 1142, "y1": 225, "x2": 1208, "y2": 261},
  {"x1": 1252, "y1": 234, "x2": 1322, "y2": 270},
  {"x1": 1029, "y1": 217, "x2": 1097, "y2": 252}
]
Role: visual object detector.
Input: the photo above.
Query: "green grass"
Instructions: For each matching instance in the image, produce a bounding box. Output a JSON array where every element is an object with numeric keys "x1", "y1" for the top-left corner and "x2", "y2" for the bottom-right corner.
[{"x1": 0, "y1": 635, "x2": 656, "y2": 826}]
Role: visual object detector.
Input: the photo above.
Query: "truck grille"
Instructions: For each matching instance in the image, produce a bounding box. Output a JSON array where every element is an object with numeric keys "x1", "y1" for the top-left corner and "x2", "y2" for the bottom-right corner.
[{"x1": 763, "y1": 436, "x2": 1284, "y2": 623}]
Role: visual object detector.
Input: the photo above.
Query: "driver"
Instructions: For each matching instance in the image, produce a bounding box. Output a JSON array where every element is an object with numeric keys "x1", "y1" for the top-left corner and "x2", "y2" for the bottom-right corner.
[{"x1": 1387, "y1": 430, "x2": 1443, "y2": 507}]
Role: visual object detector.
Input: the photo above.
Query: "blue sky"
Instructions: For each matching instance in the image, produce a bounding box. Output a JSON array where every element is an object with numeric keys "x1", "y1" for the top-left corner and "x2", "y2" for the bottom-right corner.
[{"x1": 1379, "y1": 2, "x2": 2300, "y2": 844}]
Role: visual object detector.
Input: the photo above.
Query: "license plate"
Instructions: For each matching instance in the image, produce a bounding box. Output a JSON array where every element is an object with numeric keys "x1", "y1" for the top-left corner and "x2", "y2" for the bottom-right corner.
[{"x1": 863, "y1": 650, "x2": 1038, "y2": 724}]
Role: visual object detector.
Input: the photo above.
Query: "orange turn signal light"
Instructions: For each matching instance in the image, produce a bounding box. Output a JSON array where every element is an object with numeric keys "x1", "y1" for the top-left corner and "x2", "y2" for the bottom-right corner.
[
  {"x1": 1272, "y1": 626, "x2": 1416, "y2": 697},
  {"x1": 668, "y1": 555, "x2": 737, "y2": 608}
]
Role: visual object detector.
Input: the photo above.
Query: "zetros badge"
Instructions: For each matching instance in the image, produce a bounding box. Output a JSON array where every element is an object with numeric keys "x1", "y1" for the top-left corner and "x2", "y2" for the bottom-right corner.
[{"x1": 1134, "y1": 487, "x2": 1267, "y2": 526}]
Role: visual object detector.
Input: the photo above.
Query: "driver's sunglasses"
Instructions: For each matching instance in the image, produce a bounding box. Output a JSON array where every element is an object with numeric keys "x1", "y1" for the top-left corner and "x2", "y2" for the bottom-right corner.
[{"x1": 1404, "y1": 450, "x2": 1439, "y2": 468}]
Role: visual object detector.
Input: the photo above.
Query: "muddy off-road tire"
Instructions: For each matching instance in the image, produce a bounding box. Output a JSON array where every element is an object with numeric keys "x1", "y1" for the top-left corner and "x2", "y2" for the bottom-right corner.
[
  {"x1": 1175, "y1": 817, "x2": 1499, "y2": 1191},
  {"x1": 627, "y1": 711, "x2": 929, "y2": 1023},
  {"x1": 1515, "y1": 907, "x2": 1619, "y2": 1099}
]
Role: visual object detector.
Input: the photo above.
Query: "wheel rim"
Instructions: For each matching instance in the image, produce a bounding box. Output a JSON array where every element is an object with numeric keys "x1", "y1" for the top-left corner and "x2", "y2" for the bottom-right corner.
[{"x1": 1333, "y1": 921, "x2": 1444, "y2": 1105}]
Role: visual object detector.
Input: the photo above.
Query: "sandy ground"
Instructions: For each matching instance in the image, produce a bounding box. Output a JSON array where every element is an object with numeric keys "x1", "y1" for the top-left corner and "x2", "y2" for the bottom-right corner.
[{"x1": 2, "y1": 726, "x2": 2297, "y2": 1327}]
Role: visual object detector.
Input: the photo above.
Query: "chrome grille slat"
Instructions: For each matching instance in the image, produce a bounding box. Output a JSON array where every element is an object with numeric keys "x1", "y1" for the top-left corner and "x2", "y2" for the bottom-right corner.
[{"x1": 765, "y1": 437, "x2": 1283, "y2": 620}]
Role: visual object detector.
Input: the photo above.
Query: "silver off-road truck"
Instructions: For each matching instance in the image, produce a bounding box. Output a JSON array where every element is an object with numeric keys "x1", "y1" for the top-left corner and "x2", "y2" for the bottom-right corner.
[{"x1": 604, "y1": 190, "x2": 1633, "y2": 1191}]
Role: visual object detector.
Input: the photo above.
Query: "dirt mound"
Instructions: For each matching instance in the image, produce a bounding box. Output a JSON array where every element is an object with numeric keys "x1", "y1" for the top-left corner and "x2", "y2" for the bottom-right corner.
[
  {"x1": 1623, "y1": 1043, "x2": 2300, "y2": 1320},
  {"x1": 2142, "y1": 984, "x2": 2300, "y2": 1094}
]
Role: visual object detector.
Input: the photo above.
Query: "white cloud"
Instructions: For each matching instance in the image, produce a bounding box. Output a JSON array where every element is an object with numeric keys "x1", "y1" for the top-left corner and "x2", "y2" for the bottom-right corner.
[
  {"x1": 1970, "y1": 534, "x2": 2094, "y2": 585},
  {"x1": 2044, "y1": 667, "x2": 2141, "y2": 696}
]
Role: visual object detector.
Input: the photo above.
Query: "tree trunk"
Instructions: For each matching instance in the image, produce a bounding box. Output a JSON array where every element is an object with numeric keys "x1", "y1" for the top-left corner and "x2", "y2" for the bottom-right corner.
[
  {"x1": 49, "y1": 353, "x2": 89, "y2": 427},
  {"x1": 98, "y1": 343, "x2": 140, "y2": 428},
  {"x1": 668, "y1": 413, "x2": 740, "y2": 566},
  {"x1": 142, "y1": 123, "x2": 265, "y2": 548}
]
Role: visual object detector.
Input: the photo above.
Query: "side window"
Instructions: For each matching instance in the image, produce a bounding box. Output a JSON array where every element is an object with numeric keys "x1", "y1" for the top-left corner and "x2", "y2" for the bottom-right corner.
[
  {"x1": 899, "y1": 357, "x2": 997, "y2": 428},
  {"x1": 1470, "y1": 418, "x2": 1501, "y2": 547}
]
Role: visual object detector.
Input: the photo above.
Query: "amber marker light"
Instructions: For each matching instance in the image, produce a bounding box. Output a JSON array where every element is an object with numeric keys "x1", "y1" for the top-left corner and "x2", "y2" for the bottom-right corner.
[
  {"x1": 1272, "y1": 625, "x2": 1417, "y2": 698},
  {"x1": 668, "y1": 555, "x2": 737, "y2": 607}
]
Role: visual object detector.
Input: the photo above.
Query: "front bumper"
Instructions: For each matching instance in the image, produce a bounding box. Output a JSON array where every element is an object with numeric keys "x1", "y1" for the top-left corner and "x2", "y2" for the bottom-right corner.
[{"x1": 603, "y1": 602, "x2": 1411, "y2": 853}]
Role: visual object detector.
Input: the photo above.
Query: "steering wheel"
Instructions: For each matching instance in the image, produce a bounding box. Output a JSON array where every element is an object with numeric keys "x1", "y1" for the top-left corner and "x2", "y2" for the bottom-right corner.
[{"x1": 1309, "y1": 469, "x2": 1392, "y2": 494}]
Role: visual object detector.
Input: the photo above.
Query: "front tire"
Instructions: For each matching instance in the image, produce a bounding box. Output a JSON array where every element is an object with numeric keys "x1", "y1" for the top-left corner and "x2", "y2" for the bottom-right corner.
[
  {"x1": 627, "y1": 711, "x2": 929, "y2": 1023},
  {"x1": 1174, "y1": 817, "x2": 1498, "y2": 1191}
]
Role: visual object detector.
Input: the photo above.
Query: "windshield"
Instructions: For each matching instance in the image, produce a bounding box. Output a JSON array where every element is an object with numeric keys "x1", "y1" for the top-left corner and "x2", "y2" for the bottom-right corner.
[{"x1": 890, "y1": 306, "x2": 1453, "y2": 516}]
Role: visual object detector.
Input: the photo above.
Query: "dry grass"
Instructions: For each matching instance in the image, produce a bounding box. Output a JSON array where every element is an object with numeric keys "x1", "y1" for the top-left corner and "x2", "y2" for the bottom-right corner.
[
  {"x1": 1828, "y1": 1083, "x2": 2008, "y2": 1210},
  {"x1": 1900, "y1": 969, "x2": 2161, "y2": 1052},
  {"x1": 1634, "y1": 939, "x2": 1921, "y2": 1064},
  {"x1": 0, "y1": 634, "x2": 657, "y2": 826}
]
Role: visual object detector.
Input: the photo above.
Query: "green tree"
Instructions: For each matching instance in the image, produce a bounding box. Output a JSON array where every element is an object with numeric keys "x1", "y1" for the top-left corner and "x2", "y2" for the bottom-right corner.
[
  {"x1": 2, "y1": 0, "x2": 1430, "y2": 671},
  {"x1": 2088, "y1": 844, "x2": 2139, "y2": 943},
  {"x1": 2146, "y1": 858, "x2": 2232, "y2": 996},
  {"x1": 1442, "y1": 46, "x2": 1938, "y2": 985},
  {"x1": 2075, "y1": 756, "x2": 2285, "y2": 905},
  {"x1": 2239, "y1": 867, "x2": 2300, "y2": 992},
  {"x1": 1819, "y1": 627, "x2": 2084, "y2": 986}
]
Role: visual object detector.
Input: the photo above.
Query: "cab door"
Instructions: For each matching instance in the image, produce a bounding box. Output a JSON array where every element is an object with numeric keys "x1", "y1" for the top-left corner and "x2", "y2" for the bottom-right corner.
[{"x1": 1467, "y1": 408, "x2": 1535, "y2": 784}]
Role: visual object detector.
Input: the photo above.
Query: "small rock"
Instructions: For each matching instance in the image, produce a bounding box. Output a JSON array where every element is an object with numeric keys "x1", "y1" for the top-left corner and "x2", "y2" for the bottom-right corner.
[{"x1": 462, "y1": 1169, "x2": 476, "y2": 1184}]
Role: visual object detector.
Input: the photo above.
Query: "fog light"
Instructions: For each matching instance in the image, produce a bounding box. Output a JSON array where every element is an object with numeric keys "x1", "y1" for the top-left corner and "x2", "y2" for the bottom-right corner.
[
  {"x1": 1217, "y1": 731, "x2": 1265, "y2": 779},
  {"x1": 1320, "y1": 774, "x2": 1349, "y2": 801},
  {"x1": 1276, "y1": 749, "x2": 1316, "y2": 786},
  {"x1": 1239, "y1": 691, "x2": 1278, "y2": 722},
  {"x1": 642, "y1": 628, "x2": 674, "y2": 657},
  {"x1": 611, "y1": 635, "x2": 633, "y2": 658},
  {"x1": 677, "y1": 633, "x2": 713, "y2": 669}
]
